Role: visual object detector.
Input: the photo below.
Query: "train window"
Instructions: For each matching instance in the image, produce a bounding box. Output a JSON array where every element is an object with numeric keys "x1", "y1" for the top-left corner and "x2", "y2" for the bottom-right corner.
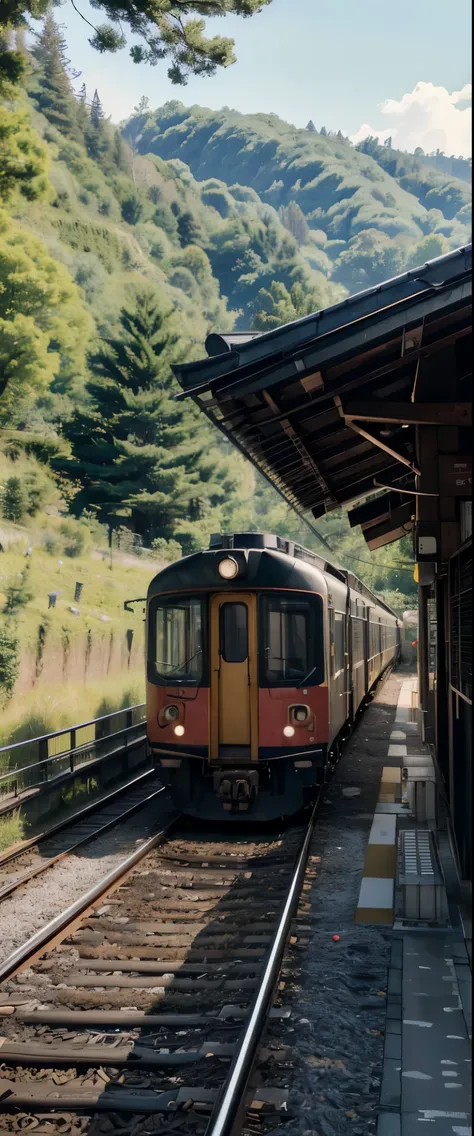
[
  {"x1": 149, "y1": 597, "x2": 203, "y2": 683},
  {"x1": 220, "y1": 602, "x2": 248, "y2": 663},
  {"x1": 260, "y1": 593, "x2": 324, "y2": 686},
  {"x1": 334, "y1": 614, "x2": 346, "y2": 674}
]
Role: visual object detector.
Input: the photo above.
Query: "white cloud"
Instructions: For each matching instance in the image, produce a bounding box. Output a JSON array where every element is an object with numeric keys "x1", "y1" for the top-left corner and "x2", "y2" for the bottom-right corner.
[{"x1": 351, "y1": 81, "x2": 472, "y2": 157}]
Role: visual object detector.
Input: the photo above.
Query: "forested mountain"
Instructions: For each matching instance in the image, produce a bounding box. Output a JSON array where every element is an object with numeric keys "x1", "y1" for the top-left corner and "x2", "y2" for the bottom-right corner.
[
  {"x1": 124, "y1": 101, "x2": 471, "y2": 297},
  {"x1": 1, "y1": 11, "x2": 470, "y2": 644}
]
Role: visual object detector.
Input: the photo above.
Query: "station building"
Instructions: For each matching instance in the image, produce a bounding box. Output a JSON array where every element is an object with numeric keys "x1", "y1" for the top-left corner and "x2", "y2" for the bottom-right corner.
[{"x1": 174, "y1": 245, "x2": 472, "y2": 883}]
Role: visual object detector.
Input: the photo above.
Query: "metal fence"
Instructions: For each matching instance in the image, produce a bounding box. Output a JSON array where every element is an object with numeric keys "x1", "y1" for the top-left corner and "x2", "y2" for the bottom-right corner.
[{"x1": 0, "y1": 704, "x2": 147, "y2": 804}]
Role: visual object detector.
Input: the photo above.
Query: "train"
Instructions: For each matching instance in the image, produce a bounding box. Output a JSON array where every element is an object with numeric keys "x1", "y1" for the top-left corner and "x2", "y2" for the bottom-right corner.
[{"x1": 146, "y1": 532, "x2": 401, "y2": 821}]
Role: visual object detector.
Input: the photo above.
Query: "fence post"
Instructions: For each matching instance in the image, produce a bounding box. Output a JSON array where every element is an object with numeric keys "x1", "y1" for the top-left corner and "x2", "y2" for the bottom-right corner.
[
  {"x1": 70, "y1": 728, "x2": 76, "y2": 773},
  {"x1": 38, "y1": 737, "x2": 48, "y2": 783}
]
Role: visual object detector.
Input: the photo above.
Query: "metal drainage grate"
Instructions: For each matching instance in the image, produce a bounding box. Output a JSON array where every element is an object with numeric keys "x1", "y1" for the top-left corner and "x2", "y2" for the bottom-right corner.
[{"x1": 396, "y1": 829, "x2": 448, "y2": 924}]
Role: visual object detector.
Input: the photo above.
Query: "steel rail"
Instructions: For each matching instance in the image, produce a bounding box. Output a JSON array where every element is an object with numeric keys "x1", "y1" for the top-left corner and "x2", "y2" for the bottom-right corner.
[
  {"x1": 0, "y1": 782, "x2": 166, "y2": 902},
  {"x1": 206, "y1": 794, "x2": 320, "y2": 1136},
  {"x1": 0, "y1": 766, "x2": 154, "y2": 869},
  {"x1": 0, "y1": 812, "x2": 180, "y2": 984}
]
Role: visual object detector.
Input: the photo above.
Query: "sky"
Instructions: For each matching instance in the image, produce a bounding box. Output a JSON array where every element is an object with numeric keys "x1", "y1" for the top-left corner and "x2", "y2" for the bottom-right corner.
[{"x1": 49, "y1": 0, "x2": 472, "y2": 156}]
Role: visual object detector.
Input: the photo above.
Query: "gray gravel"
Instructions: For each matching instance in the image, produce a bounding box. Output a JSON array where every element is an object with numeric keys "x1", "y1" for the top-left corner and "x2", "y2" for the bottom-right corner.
[
  {"x1": 259, "y1": 669, "x2": 405, "y2": 1136},
  {"x1": 0, "y1": 794, "x2": 176, "y2": 966}
]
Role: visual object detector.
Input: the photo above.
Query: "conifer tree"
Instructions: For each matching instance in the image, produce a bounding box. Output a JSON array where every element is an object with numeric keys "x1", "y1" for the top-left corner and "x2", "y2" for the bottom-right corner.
[
  {"x1": 1, "y1": 476, "x2": 27, "y2": 522},
  {"x1": 55, "y1": 294, "x2": 221, "y2": 545},
  {"x1": 84, "y1": 89, "x2": 110, "y2": 162},
  {"x1": 75, "y1": 82, "x2": 88, "y2": 133},
  {"x1": 32, "y1": 10, "x2": 81, "y2": 141},
  {"x1": 306, "y1": 119, "x2": 316, "y2": 132}
]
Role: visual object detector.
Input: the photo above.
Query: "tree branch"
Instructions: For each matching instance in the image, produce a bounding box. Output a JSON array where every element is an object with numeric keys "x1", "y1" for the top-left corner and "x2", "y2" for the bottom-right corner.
[{"x1": 69, "y1": 0, "x2": 99, "y2": 35}]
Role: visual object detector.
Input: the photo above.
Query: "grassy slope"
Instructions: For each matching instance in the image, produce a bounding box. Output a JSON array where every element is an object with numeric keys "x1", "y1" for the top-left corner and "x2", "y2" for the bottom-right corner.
[{"x1": 0, "y1": 447, "x2": 158, "y2": 744}]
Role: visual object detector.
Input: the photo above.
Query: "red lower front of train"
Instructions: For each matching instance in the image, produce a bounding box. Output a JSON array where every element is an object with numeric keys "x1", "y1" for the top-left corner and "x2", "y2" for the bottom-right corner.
[{"x1": 147, "y1": 681, "x2": 330, "y2": 821}]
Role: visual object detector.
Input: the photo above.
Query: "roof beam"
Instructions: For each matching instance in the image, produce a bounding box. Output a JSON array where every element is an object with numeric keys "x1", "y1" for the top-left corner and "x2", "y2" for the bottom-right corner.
[
  {"x1": 334, "y1": 396, "x2": 420, "y2": 475},
  {"x1": 341, "y1": 401, "x2": 472, "y2": 427}
]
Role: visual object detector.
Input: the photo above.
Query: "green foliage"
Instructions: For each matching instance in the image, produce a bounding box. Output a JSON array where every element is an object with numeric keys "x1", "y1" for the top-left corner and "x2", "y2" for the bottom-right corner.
[
  {"x1": 1, "y1": 1, "x2": 273, "y2": 92},
  {"x1": 121, "y1": 192, "x2": 143, "y2": 224},
  {"x1": 125, "y1": 102, "x2": 471, "y2": 298},
  {"x1": 151, "y1": 536, "x2": 183, "y2": 562},
  {"x1": 54, "y1": 292, "x2": 230, "y2": 546},
  {"x1": 59, "y1": 519, "x2": 88, "y2": 558},
  {"x1": 356, "y1": 135, "x2": 471, "y2": 219},
  {"x1": 0, "y1": 211, "x2": 93, "y2": 416},
  {"x1": 177, "y1": 210, "x2": 201, "y2": 247},
  {"x1": 0, "y1": 106, "x2": 49, "y2": 203},
  {"x1": 0, "y1": 623, "x2": 20, "y2": 704},
  {"x1": 251, "y1": 279, "x2": 329, "y2": 330},
  {"x1": 31, "y1": 10, "x2": 81, "y2": 142},
  {"x1": 331, "y1": 228, "x2": 409, "y2": 292},
  {"x1": 5, "y1": 563, "x2": 34, "y2": 613},
  {"x1": 1, "y1": 476, "x2": 28, "y2": 521}
]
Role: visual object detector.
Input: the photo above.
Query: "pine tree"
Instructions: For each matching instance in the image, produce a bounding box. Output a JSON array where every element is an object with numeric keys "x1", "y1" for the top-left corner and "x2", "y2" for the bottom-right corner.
[
  {"x1": 75, "y1": 82, "x2": 88, "y2": 134},
  {"x1": 55, "y1": 294, "x2": 219, "y2": 544},
  {"x1": 306, "y1": 119, "x2": 316, "y2": 132},
  {"x1": 90, "y1": 89, "x2": 104, "y2": 129},
  {"x1": 32, "y1": 11, "x2": 81, "y2": 141},
  {"x1": 84, "y1": 89, "x2": 110, "y2": 162},
  {"x1": 2, "y1": 476, "x2": 27, "y2": 522},
  {"x1": 320, "y1": 126, "x2": 328, "y2": 136}
]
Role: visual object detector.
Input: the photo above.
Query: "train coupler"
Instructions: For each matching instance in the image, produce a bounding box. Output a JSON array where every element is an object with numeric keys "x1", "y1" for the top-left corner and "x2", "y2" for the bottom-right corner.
[{"x1": 213, "y1": 769, "x2": 259, "y2": 812}]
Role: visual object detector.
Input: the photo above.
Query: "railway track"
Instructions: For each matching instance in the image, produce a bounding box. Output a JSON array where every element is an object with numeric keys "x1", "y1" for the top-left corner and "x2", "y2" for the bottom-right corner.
[
  {"x1": 0, "y1": 772, "x2": 165, "y2": 902},
  {"x1": 0, "y1": 799, "x2": 320, "y2": 1136}
]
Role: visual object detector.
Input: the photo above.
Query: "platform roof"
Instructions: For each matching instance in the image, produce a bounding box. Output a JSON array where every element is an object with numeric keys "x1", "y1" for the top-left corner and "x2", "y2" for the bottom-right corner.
[{"x1": 174, "y1": 245, "x2": 472, "y2": 547}]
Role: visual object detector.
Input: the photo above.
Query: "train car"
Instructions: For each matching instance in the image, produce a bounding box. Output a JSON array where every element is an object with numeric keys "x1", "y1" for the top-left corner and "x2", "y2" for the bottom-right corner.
[{"x1": 146, "y1": 532, "x2": 401, "y2": 821}]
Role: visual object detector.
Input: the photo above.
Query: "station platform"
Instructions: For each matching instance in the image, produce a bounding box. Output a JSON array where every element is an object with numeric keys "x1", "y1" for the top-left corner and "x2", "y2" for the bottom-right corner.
[{"x1": 361, "y1": 675, "x2": 473, "y2": 1136}]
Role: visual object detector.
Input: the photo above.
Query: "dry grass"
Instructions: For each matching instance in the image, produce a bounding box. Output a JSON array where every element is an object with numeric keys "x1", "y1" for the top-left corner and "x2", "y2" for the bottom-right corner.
[
  {"x1": 0, "y1": 671, "x2": 145, "y2": 747},
  {"x1": 0, "y1": 811, "x2": 25, "y2": 854}
]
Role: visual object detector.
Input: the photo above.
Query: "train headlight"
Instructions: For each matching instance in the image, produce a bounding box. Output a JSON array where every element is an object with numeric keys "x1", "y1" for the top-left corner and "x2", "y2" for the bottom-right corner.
[
  {"x1": 283, "y1": 725, "x2": 295, "y2": 738},
  {"x1": 218, "y1": 556, "x2": 239, "y2": 580},
  {"x1": 174, "y1": 724, "x2": 185, "y2": 737},
  {"x1": 163, "y1": 705, "x2": 179, "y2": 723}
]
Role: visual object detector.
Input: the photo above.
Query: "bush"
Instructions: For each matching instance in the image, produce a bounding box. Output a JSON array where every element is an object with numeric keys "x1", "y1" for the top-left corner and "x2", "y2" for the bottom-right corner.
[
  {"x1": 1, "y1": 477, "x2": 27, "y2": 522},
  {"x1": 151, "y1": 537, "x2": 182, "y2": 562},
  {"x1": 23, "y1": 468, "x2": 54, "y2": 515},
  {"x1": 43, "y1": 532, "x2": 60, "y2": 555},
  {"x1": 59, "y1": 520, "x2": 88, "y2": 558},
  {"x1": 121, "y1": 194, "x2": 143, "y2": 225},
  {"x1": 0, "y1": 626, "x2": 20, "y2": 704}
]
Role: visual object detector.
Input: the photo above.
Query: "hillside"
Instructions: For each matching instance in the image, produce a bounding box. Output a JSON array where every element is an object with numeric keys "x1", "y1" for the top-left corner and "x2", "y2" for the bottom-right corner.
[
  {"x1": 124, "y1": 101, "x2": 471, "y2": 296},
  {"x1": 0, "y1": 12, "x2": 448, "y2": 730}
]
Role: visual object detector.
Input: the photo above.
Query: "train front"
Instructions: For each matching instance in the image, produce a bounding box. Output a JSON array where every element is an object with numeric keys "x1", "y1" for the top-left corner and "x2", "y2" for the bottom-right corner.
[{"x1": 146, "y1": 534, "x2": 329, "y2": 821}]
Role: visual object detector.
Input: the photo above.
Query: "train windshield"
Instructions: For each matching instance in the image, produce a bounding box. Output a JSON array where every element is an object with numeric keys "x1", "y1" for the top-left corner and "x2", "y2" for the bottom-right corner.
[
  {"x1": 260, "y1": 593, "x2": 324, "y2": 686},
  {"x1": 150, "y1": 597, "x2": 203, "y2": 683}
]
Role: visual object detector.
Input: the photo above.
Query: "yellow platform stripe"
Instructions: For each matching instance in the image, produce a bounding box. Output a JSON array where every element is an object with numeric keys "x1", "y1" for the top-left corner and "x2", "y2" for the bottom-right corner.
[{"x1": 354, "y1": 767, "x2": 400, "y2": 925}]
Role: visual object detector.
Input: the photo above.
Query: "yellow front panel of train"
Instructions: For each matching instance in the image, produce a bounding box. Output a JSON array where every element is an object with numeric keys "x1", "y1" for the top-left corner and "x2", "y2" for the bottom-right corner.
[{"x1": 210, "y1": 593, "x2": 258, "y2": 760}]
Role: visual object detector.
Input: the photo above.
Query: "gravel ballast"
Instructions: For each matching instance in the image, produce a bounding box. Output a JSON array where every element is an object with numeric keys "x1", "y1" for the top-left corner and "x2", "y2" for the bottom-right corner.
[{"x1": 0, "y1": 794, "x2": 176, "y2": 966}]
